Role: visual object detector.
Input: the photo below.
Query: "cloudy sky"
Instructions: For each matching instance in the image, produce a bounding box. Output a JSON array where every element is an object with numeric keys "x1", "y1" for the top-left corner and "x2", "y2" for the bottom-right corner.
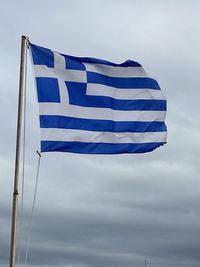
[{"x1": 1, "y1": 1, "x2": 200, "y2": 267}]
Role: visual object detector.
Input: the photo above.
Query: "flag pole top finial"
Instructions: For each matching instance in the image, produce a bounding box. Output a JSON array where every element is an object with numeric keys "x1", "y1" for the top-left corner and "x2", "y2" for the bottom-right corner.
[{"x1": 22, "y1": 35, "x2": 30, "y2": 45}]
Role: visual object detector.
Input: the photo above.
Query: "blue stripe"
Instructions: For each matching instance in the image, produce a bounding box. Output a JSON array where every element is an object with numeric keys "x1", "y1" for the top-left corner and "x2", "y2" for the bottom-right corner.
[
  {"x1": 40, "y1": 115, "x2": 167, "y2": 133},
  {"x1": 65, "y1": 57, "x2": 86, "y2": 70},
  {"x1": 41, "y1": 141, "x2": 166, "y2": 154},
  {"x1": 66, "y1": 82, "x2": 166, "y2": 111},
  {"x1": 87, "y1": 72, "x2": 160, "y2": 90},
  {"x1": 30, "y1": 44, "x2": 54, "y2": 68},
  {"x1": 36, "y1": 77, "x2": 60, "y2": 103},
  {"x1": 30, "y1": 43, "x2": 141, "y2": 68},
  {"x1": 62, "y1": 54, "x2": 141, "y2": 68}
]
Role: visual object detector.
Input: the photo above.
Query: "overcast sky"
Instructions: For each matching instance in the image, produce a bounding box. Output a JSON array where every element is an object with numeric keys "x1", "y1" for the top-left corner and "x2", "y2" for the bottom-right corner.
[{"x1": 1, "y1": 1, "x2": 200, "y2": 267}]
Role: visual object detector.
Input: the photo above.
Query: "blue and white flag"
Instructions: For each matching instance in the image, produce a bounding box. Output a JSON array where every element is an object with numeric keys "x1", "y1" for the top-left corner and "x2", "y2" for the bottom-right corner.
[{"x1": 29, "y1": 43, "x2": 167, "y2": 154}]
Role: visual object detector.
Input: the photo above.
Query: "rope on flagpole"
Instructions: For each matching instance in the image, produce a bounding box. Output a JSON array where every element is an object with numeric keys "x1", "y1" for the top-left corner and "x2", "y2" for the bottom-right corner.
[
  {"x1": 13, "y1": 37, "x2": 42, "y2": 267},
  {"x1": 23, "y1": 150, "x2": 41, "y2": 267}
]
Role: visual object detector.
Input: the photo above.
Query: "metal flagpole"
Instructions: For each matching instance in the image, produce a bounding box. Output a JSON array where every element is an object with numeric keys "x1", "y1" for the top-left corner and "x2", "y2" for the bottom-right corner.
[{"x1": 9, "y1": 35, "x2": 29, "y2": 267}]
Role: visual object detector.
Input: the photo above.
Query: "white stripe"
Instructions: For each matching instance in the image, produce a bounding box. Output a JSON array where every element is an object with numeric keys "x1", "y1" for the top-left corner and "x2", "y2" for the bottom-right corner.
[
  {"x1": 54, "y1": 52, "x2": 66, "y2": 69},
  {"x1": 41, "y1": 128, "x2": 167, "y2": 143},
  {"x1": 34, "y1": 65, "x2": 87, "y2": 83},
  {"x1": 86, "y1": 84, "x2": 166, "y2": 100},
  {"x1": 58, "y1": 79, "x2": 69, "y2": 104},
  {"x1": 85, "y1": 63, "x2": 148, "y2": 77},
  {"x1": 39, "y1": 103, "x2": 166, "y2": 122}
]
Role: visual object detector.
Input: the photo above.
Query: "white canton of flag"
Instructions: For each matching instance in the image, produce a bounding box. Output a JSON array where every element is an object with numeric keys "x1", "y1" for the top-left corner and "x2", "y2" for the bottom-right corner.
[{"x1": 29, "y1": 43, "x2": 167, "y2": 154}]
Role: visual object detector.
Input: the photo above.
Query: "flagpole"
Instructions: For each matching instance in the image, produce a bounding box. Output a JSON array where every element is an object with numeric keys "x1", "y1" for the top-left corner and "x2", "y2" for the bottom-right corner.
[{"x1": 9, "y1": 35, "x2": 28, "y2": 267}]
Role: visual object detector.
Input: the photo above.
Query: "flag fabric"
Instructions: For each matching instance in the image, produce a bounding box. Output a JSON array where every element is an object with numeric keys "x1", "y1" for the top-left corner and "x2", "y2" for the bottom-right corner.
[{"x1": 29, "y1": 43, "x2": 167, "y2": 154}]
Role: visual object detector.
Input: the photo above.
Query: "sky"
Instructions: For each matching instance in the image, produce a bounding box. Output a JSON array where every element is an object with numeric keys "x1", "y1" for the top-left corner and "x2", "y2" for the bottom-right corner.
[{"x1": 0, "y1": 0, "x2": 200, "y2": 267}]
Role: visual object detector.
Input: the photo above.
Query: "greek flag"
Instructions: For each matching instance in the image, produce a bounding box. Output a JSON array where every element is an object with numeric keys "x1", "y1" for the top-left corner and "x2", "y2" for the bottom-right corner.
[{"x1": 29, "y1": 43, "x2": 167, "y2": 154}]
